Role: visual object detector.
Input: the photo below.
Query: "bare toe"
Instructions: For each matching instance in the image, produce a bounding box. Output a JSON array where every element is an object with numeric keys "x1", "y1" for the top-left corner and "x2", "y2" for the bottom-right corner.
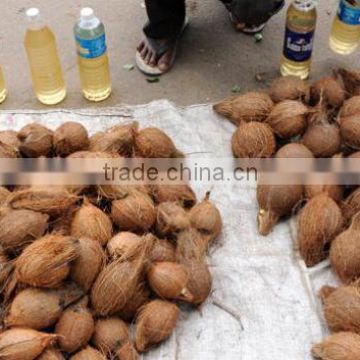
[{"x1": 158, "y1": 50, "x2": 174, "y2": 72}]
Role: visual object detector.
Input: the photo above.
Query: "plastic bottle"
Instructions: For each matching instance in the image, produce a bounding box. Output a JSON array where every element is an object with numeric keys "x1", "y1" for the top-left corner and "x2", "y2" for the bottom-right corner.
[
  {"x1": 74, "y1": 8, "x2": 111, "y2": 102},
  {"x1": 24, "y1": 8, "x2": 66, "y2": 105},
  {"x1": 0, "y1": 67, "x2": 7, "y2": 104},
  {"x1": 329, "y1": 0, "x2": 360, "y2": 55},
  {"x1": 280, "y1": 0, "x2": 317, "y2": 80}
]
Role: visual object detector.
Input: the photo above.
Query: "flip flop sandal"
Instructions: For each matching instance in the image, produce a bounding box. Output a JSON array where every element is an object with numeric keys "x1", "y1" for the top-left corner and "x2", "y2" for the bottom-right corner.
[{"x1": 136, "y1": 19, "x2": 189, "y2": 76}]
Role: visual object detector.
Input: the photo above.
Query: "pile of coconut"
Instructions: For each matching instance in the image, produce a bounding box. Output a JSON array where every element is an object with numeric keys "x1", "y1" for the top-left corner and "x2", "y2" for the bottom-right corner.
[
  {"x1": 0, "y1": 122, "x2": 222, "y2": 359},
  {"x1": 214, "y1": 68, "x2": 360, "y2": 359}
]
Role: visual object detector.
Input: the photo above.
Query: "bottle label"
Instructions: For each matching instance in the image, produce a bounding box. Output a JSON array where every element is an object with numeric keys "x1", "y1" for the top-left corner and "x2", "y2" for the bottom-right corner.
[
  {"x1": 283, "y1": 28, "x2": 315, "y2": 62},
  {"x1": 338, "y1": 0, "x2": 360, "y2": 25},
  {"x1": 76, "y1": 34, "x2": 107, "y2": 59}
]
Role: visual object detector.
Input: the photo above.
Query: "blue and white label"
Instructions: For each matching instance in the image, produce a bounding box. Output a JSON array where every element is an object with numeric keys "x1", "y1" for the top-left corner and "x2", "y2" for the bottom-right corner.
[
  {"x1": 338, "y1": 0, "x2": 360, "y2": 25},
  {"x1": 283, "y1": 28, "x2": 315, "y2": 62},
  {"x1": 76, "y1": 34, "x2": 107, "y2": 59}
]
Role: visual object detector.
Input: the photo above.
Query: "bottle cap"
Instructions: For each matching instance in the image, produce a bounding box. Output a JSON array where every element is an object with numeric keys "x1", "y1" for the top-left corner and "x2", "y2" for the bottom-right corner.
[
  {"x1": 26, "y1": 7, "x2": 40, "y2": 21},
  {"x1": 81, "y1": 7, "x2": 94, "y2": 20}
]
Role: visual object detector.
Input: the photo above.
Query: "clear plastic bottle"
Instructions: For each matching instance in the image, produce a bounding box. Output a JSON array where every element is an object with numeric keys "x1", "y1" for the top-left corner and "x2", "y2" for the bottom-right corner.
[
  {"x1": 280, "y1": 0, "x2": 317, "y2": 80},
  {"x1": 24, "y1": 8, "x2": 66, "y2": 105},
  {"x1": 329, "y1": 0, "x2": 360, "y2": 55},
  {"x1": 74, "y1": 8, "x2": 111, "y2": 102},
  {"x1": 0, "y1": 67, "x2": 7, "y2": 104}
]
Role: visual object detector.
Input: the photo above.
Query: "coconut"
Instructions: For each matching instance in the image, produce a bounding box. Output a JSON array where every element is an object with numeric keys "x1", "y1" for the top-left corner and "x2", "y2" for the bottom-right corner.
[
  {"x1": 275, "y1": 143, "x2": 314, "y2": 158},
  {"x1": 97, "y1": 185, "x2": 129, "y2": 200},
  {"x1": 304, "y1": 185, "x2": 343, "y2": 203},
  {"x1": 312, "y1": 331, "x2": 360, "y2": 360},
  {"x1": 311, "y1": 76, "x2": 345, "y2": 108},
  {"x1": 0, "y1": 186, "x2": 10, "y2": 206},
  {"x1": 323, "y1": 284, "x2": 360, "y2": 333},
  {"x1": 111, "y1": 191, "x2": 156, "y2": 233},
  {"x1": 135, "y1": 299, "x2": 179, "y2": 352},
  {"x1": 15, "y1": 234, "x2": 79, "y2": 288},
  {"x1": 71, "y1": 198, "x2": 113, "y2": 246},
  {"x1": 18, "y1": 123, "x2": 53, "y2": 157},
  {"x1": 147, "y1": 262, "x2": 193, "y2": 302},
  {"x1": 342, "y1": 187, "x2": 360, "y2": 223},
  {"x1": 338, "y1": 67, "x2": 360, "y2": 96},
  {"x1": 156, "y1": 202, "x2": 189, "y2": 237},
  {"x1": 150, "y1": 238, "x2": 176, "y2": 263},
  {"x1": 0, "y1": 130, "x2": 20, "y2": 150},
  {"x1": 106, "y1": 232, "x2": 144, "y2": 260},
  {"x1": 213, "y1": 91, "x2": 274, "y2": 125},
  {"x1": 340, "y1": 96, "x2": 360, "y2": 118},
  {"x1": 189, "y1": 192, "x2": 222, "y2": 242},
  {"x1": 298, "y1": 194, "x2": 343, "y2": 267},
  {"x1": 151, "y1": 185, "x2": 196, "y2": 208},
  {"x1": 5, "y1": 283, "x2": 83, "y2": 330},
  {"x1": 55, "y1": 297, "x2": 94, "y2": 353},
  {"x1": 50, "y1": 205, "x2": 77, "y2": 236},
  {"x1": 340, "y1": 114, "x2": 360, "y2": 150},
  {"x1": 231, "y1": 122, "x2": 276, "y2": 158},
  {"x1": 0, "y1": 328, "x2": 57, "y2": 360},
  {"x1": 135, "y1": 127, "x2": 184, "y2": 158},
  {"x1": 269, "y1": 75, "x2": 310, "y2": 103},
  {"x1": 53, "y1": 122, "x2": 89, "y2": 157},
  {"x1": 175, "y1": 227, "x2": 208, "y2": 263},
  {"x1": 257, "y1": 184, "x2": 303, "y2": 236},
  {"x1": 92, "y1": 317, "x2": 129, "y2": 354},
  {"x1": 116, "y1": 341, "x2": 139, "y2": 360},
  {"x1": 8, "y1": 186, "x2": 78, "y2": 216},
  {"x1": 91, "y1": 236, "x2": 153, "y2": 316},
  {"x1": 37, "y1": 348, "x2": 65, "y2": 360},
  {"x1": 330, "y1": 213, "x2": 360, "y2": 283},
  {"x1": 0, "y1": 249, "x2": 12, "y2": 290},
  {"x1": 0, "y1": 141, "x2": 18, "y2": 158},
  {"x1": 265, "y1": 100, "x2": 308, "y2": 139},
  {"x1": 70, "y1": 237, "x2": 105, "y2": 292},
  {"x1": 0, "y1": 209, "x2": 49, "y2": 253},
  {"x1": 117, "y1": 282, "x2": 150, "y2": 321},
  {"x1": 70, "y1": 346, "x2": 106, "y2": 360},
  {"x1": 89, "y1": 122, "x2": 137, "y2": 157}
]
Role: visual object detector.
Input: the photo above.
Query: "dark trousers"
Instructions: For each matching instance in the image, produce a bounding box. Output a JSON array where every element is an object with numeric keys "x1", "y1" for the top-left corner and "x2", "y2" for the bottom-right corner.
[{"x1": 144, "y1": 0, "x2": 284, "y2": 39}]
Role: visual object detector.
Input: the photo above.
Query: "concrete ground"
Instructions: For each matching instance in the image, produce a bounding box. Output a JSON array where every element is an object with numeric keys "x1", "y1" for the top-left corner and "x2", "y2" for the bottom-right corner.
[{"x1": 1, "y1": 0, "x2": 359, "y2": 110}]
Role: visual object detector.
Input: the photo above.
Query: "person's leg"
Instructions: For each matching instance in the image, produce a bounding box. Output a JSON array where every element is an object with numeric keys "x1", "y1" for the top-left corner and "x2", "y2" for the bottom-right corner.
[{"x1": 137, "y1": 0, "x2": 186, "y2": 72}]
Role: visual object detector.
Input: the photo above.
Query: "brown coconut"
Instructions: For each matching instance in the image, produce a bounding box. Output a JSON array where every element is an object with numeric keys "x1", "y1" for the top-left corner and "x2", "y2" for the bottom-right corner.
[
  {"x1": 311, "y1": 76, "x2": 345, "y2": 108},
  {"x1": 70, "y1": 237, "x2": 105, "y2": 292},
  {"x1": 92, "y1": 317, "x2": 129, "y2": 354},
  {"x1": 71, "y1": 198, "x2": 113, "y2": 246},
  {"x1": 18, "y1": 123, "x2": 53, "y2": 157},
  {"x1": 116, "y1": 341, "x2": 139, "y2": 360},
  {"x1": 0, "y1": 209, "x2": 48, "y2": 253},
  {"x1": 156, "y1": 202, "x2": 190, "y2": 237},
  {"x1": 340, "y1": 96, "x2": 360, "y2": 118},
  {"x1": 97, "y1": 184, "x2": 130, "y2": 200},
  {"x1": 231, "y1": 122, "x2": 276, "y2": 158},
  {"x1": 298, "y1": 194, "x2": 343, "y2": 267},
  {"x1": 111, "y1": 191, "x2": 156, "y2": 233},
  {"x1": 304, "y1": 185, "x2": 343, "y2": 203},
  {"x1": 213, "y1": 91, "x2": 274, "y2": 125},
  {"x1": 151, "y1": 184, "x2": 196, "y2": 208},
  {"x1": 275, "y1": 143, "x2": 314, "y2": 158},
  {"x1": 53, "y1": 122, "x2": 89, "y2": 157},
  {"x1": 0, "y1": 141, "x2": 18, "y2": 158},
  {"x1": 37, "y1": 348, "x2": 65, "y2": 360},
  {"x1": 55, "y1": 297, "x2": 94, "y2": 353},
  {"x1": 323, "y1": 284, "x2": 360, "y2": 333},
  {"x1": 89, "y1": 122, "x2": 137, "y2": 157},
  {"x1": 0, "y1": 186, "x2": 10, "y2": 206},
  {"x1": 50, "y1": 205, "x2": 77, "y2": 235},
  {"x1": 175, "y1": 227, "x2": 208, "y2": 263},
  {"x1": 257, "y1": 184, "x2": 304, "y2": 236},
  {"x1": 342, "y1": 187, "x2": 360, "y2": 223},
  {"x1": 330, "y1": 213, "x2": 360, "y2": 283},
  {"x1": 15, "y1": 234, "x2": 79, "y2": 288},
  {"x1": 265, "y1": 100, "x2": 308, "y2": 139},
  {"x1": 340, "y1": 114, "x2": 360, "y2": 150},
  {"x1": 147, "y1": 261, "x2": 193, "y2": 302},
  {"x1": 0, "y1": 328, "x2": 57, "y2": 360},
  {"x1": 0, "y1": 130, "x2": 20, "y2": 150},
  {"x1": 0, "y1": 249, "x2": 12, "y2": 290},
  {"x1": 8, "y1": 186, "x2": 78, "y2": 216},
  {"x1": 150, "y1": 238, "x2": 176, "y2": 263},
  {"x1": 269, "y1": 75, "x2": 310, "y2": 103},
  {"x1": 338, "y1": 67, "x2": 360, "y2": 96},
  {"x1": 5, "y1": 283, "x2": 83, "y2": 330},
  {"x1": 70, "y1": 346, "x2": 106, "y2": 360},
  {"x1": 189, "y1": 192, "x2": 222, "y2": 242},
  {"x1": 135, "y1": 127, "x2": 184, "y2": 158},
  {"x1": 106, "y1": 232, "x2": 143, "y2": 259},
  {"x1": 91, "y1": 236, "x2": 153, "y2": 316},
  {"x1": 135, "y1": 299, "x2": 179, "y2": 352}
]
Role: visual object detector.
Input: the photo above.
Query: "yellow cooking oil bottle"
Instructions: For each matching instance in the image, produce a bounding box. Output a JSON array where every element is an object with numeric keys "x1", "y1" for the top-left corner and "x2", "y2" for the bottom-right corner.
[
  {"x1": 74, "y1": 8, "x2": 111, "y2": 102},
  {"x1": 24, "y1": 8, "x2": 66, "y2": 105},
  {"x1": 280, "y1": 0, "x2": 317, "y2": 80},
  {"x1": 0, "y1": 67, "x2": 7, "y2": 104},
  {"x1": 329, "y1": 0, "x2": 360, "y2": 55}
]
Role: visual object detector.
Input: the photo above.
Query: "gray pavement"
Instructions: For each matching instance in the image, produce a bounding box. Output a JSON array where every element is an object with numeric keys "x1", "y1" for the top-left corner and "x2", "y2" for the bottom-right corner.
[{"x1": 1, "y1": 0, "x2": 359, "y2": 110}]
